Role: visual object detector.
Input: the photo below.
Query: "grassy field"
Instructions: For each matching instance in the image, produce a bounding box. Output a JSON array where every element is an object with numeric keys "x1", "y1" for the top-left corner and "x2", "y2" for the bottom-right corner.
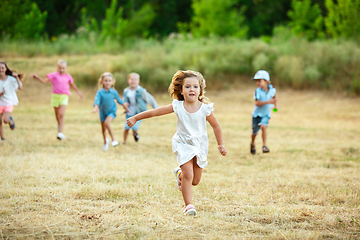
[{"x1": 0, "y1": 78, "x2": 359, "y2": 239}]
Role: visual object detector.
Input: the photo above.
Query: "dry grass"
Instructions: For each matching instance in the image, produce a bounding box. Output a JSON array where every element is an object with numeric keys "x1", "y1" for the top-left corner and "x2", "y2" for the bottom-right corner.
[{"x1": 0, "y1": 75, "x2": 360, "y2": 239}]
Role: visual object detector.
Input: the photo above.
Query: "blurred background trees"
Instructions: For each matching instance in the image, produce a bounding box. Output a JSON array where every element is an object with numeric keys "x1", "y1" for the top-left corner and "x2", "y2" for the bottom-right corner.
[{"x1": 0, "y1": 0, "x2": 359, "y2": 41}]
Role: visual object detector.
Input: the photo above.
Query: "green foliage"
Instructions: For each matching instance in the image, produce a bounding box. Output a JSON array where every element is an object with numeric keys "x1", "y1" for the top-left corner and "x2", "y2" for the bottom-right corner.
[
  {"x1": 324, "y1": 0, "x2": 360, "y2": 39},
  {"x1": 100, "y1": 0, "x2": 128, "y2": 41},
  {"x1": 90, "y1": 0, "x2": 156, "y2": 41},
  {"x1": 189, "y1": 0, "x2": 248, "y2": 38},
  {"x1": 14, "y1": 2, "x2": 47, "y2": 40},
  {"x1": 287, "y1": 0, "x2": 325, "y2": 40},
  {"x1": 0, "y1": 0, "x2": 32, "y2": 38},
  {"x1": 122, "y1": 4, "x2": 156, "y2": 38}
]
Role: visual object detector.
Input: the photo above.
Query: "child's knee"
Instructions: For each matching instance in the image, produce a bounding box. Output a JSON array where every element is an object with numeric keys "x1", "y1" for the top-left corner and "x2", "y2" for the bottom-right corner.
[
  {"x1": 260, "y1": 125, "x2": 267, "y2": 130},
  {"x1": 3, "y1": 119, "x2": 9, "y2": 124},
  {"x1": 182, "y1": 170, "x2": 194, "y2": 181}
]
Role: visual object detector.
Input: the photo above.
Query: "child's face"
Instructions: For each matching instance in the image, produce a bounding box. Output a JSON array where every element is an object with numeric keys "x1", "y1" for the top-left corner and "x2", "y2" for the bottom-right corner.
[
  {"x1": 0, "y1": 64, "x2": 6, "y2": 76},
  {"x1": 256, "y1": 79, "x2": 268, "y2": 89},
  {"x1": 102, "y1": 76, "x2": 114, "y2": 90},
  {"x1": 181, "y1": 77, "x2": 200, "y2": 103},
  {"x1": 57, "y1": 64, "x2": 67, "y2": 75},
  {"x1": 128, "y1": 74, "x2": 140, "y2": 89}
]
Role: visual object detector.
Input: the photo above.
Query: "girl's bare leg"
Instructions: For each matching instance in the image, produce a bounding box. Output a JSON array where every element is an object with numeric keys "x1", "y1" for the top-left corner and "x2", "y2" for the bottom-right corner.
[
  {"x1": 123, "y1": 129, "x2": 129, "y2": 144},
  {"x1": 180, "y1": 157, "x2": 203, "y2": 206},
  {"x1": 104, "y1": 116, "x2": 115, "y2": 141},
  {"x1": 3, "y1": 112, "x2": 11, "y2": 125},
  {"x1": 57, "y1": 105, "x2": 67, "y2": 133},
  {"x1": 54, "y1": 107, "x2": 60, "y2": 129},
  {"x1": 260, "y1": 125, "x2": 267, "y2": 146},
  {"x1": 101, "y1": 121, "x2": 107, "y2": 144},
  {"x1": 0, "y1": 113, "x2": 3, "y2": 139}
]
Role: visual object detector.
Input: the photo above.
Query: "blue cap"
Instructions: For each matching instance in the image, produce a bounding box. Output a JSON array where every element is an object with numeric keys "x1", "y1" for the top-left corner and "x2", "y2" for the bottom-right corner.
[{"x1": 252, "y1": 70, "x2": 270, "y2": 81}]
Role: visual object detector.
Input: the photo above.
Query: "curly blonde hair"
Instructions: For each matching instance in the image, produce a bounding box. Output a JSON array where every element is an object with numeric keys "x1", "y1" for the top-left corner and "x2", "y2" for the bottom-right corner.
[
  {"x1": 168, "y1": 70, "x2": 210, "y2": 104},
  {"x1": 98, "y1": 72, "x2": 115, "y2": 89}
]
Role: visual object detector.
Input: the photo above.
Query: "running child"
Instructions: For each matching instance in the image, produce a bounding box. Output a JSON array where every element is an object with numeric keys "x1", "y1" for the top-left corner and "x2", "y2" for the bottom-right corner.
[
  {"x1": 123, "y1": 72, "x2": 158, "y2": 144},
  {"x1": 127, "y1": 70, "x2": 227, "y2": 216},
  {"x1": 32, "y1": 60, "x2": 83, "y2": 140},
  {"x1": 91, "y1": 72, "x2": 130, "y2": 151},
  {"x1": 250, "y1": 70, "x2": 277, "y2": 154},
  {"x1": 0, "y1": 62, "x2": 23, "y2": 141}
]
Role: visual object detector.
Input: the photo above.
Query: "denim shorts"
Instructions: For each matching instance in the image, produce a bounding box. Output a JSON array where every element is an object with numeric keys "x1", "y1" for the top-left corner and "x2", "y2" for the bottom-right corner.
[
  {"x1": 100, "y1": 111, "x2": 116, "y2": 122},
  {"x1": 252, "y1": 116, "x2": 270, "y2": 135}
]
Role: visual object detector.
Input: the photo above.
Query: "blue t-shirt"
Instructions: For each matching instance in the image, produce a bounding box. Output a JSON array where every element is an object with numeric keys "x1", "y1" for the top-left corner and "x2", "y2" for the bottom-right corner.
[
  {"x1": 93, "y1": 88, "x2": 124, "y2": 115},
  {"x1": 251, "y1": 84, "x2": 276, "y2": 118}
]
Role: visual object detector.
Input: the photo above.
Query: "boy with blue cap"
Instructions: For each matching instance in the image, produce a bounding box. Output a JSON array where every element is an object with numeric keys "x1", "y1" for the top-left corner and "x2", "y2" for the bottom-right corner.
[{"x1": 250, "y1": 70, "x2": 277, "y2": 154}]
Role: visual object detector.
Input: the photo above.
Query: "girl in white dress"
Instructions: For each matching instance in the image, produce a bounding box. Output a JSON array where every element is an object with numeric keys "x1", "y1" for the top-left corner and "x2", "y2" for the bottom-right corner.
[
  {"x1": 0, "y1": 62, "x2": 23, "y2": 141},
  {"x1": 127, "y1": 70, "x2": 227, "y2": 216}
]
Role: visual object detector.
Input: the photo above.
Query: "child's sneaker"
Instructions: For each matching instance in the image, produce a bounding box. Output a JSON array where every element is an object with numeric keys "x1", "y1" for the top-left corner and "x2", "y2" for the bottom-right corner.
[
  {"x1": 57, "y1": 132, "x2": 65, "y2": 140},
  {"x1": 112, "y1": 140, "x2": 119, "y2": 147},
  {"x1": 133, "y1": 133, "x2": 139, "y2": 142},
  {"x1": 1, "y1": 137, "x2": 5, "y2": 141},
  {"x1": 183, "y1": 204, "x2": 196, "y2": 216},
  {"x1": 9, "y1": 116, "x2": 15, "y2": 130},
  {"x1": 103, "y1": 138, "x2": 109, "y2": 151},
  {"x1": 174, "y1": 166, "x2": 182, "y2": 191}
]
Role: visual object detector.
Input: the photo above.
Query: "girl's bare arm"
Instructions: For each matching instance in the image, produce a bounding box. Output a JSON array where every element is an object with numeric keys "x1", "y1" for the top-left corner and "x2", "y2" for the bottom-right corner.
[
  {"x1": 69, "y1": 82, "x2": 83, "y2": 99},
  {"x1": 206, "y1": 112, "x2": 227, "y2": 156},
  {"x1": 31, "y1": 74, "x2": 50, "y2": 84},
  {"x1": 127, "y1": 104, "x2": 174, "y2": 127},
  {"x1": 12, "y1": 72, "x2": 22, "y2": 90}
]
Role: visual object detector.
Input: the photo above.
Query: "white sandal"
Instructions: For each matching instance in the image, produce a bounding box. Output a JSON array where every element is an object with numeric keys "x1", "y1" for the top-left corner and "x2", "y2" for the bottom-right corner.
[
  {"x1": 174, "y1": 167, "x2": 182, "y2": 191},
  {"x1": 184, "y1": 204, "x2": 196, "y2": 216}
]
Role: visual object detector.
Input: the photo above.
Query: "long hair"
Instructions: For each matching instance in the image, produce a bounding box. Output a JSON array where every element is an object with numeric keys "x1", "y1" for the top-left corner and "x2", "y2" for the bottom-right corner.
[
  {"x1": 98, "y1": 72, "x2": 115, "y2": 89},
  {"x1": 0, "y1": 62, "x2": 25, "y2": 81},
  {"x1": 168, "y1": 70, "x2": 210, "y2": 104}
]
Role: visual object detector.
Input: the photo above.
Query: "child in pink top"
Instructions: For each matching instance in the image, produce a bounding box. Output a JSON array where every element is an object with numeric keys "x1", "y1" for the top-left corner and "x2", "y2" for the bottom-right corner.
[{"x1": 32, "y1": 60, "x2": 83, "y2": 140}]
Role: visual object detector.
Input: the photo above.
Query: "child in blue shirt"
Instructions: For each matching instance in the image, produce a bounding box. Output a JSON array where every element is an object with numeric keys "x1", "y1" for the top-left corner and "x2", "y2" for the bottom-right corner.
[
  {"x1": 92, "y1": 72, "x2": 130, "y2": 151},
  {"x1": 250, "y1": 70, "x2": 277, "y2": 154},
  {"x1": 122, "y1": 72, "x2": 158, "y2": 144}
]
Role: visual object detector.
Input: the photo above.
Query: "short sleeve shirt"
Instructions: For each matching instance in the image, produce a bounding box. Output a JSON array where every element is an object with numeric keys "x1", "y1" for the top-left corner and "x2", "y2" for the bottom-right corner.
[
  {"x1": 0, "y1": 76, "x2": 22, "y2": 106},
  {"x1": 251, "y1": 84, "x2": 276, "y2": 118},
  {"x1": 46, "y1": 72, "x2": 74, "y2": 95},
  {"x1": 93, "y1": 88, "x2": 124, "y2": 115}
]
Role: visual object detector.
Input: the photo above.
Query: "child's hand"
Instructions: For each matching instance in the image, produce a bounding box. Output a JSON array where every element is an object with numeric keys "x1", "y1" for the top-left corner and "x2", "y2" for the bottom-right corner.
[
  {"x1": 127, "y1": 117, "x2": 136, "y2": 128},
  {"x1": 0, "y1": 88, "x2": 5, "y2": 96},
  {"x1": 91, "y1": 105, "x2": 99, "y2": 113},
  {"x1": 12, "y1": 72, "x2": 18, "y2": 78},
  {"x1": 123, "y1": 102, "x2": 129, "y2": 107},
  {"x1": 31, "y1": 74, "x2": 38, "y2": 79},
  {"x1": 218, "y1": 145, "x2": 227, "y2": 156},
  {"x1": 78, "y1": 92, "x2": 84, "y2": 100}
]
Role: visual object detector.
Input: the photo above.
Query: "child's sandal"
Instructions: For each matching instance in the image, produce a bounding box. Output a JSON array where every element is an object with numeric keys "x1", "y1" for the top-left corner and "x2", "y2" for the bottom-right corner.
[
  {"x1": 183, "y1": 204, "x2": 197, "y2": 216},
  {"x1": 250, "y1": 144, "x2": 256, "y2": 154},
  {"x1": 174, "y1": 167, "x2": 182, "y2": 191},
  {"x1": 9, "y1": 116, "x2": 15, "y2": 130},
  {"x1": 262, "y1": 145, "x2": 270, "y2": 153}
]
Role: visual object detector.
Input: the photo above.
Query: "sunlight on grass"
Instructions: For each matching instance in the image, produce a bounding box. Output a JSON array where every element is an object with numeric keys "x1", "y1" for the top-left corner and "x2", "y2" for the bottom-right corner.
[{"x1": 0, "y1": 79, "x2": 359, "y2": 239}]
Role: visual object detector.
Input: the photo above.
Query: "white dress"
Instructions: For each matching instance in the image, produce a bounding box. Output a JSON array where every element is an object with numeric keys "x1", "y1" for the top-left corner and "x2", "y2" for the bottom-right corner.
[{"x1": 172, "y1": 99, "x2": 214, "y2": 168}]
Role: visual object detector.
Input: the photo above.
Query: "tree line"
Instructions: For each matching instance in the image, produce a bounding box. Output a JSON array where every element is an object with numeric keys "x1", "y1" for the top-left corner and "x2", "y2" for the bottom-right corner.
[{"x1": 1, "y1": 0, "x2": 359, "y2": 41}]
